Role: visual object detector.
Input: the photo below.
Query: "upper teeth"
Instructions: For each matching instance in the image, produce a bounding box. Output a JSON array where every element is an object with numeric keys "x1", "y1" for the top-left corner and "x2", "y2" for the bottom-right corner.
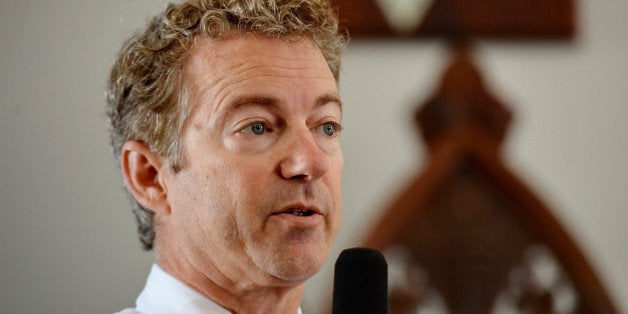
[{"x1": 289, "y1": 209, "x2": 311, "y2": 216}]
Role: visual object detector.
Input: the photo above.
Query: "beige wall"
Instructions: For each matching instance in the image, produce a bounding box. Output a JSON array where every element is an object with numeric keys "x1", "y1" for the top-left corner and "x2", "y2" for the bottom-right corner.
[{"x1": 0, "y1": 0, "x2": 625, "y2": 313}]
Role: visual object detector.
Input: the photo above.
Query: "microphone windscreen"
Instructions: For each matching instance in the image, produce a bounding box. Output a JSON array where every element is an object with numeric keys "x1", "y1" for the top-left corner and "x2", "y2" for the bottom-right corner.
[{"x1": 332, "y1": 248, "x2": 388, "y2": 314}]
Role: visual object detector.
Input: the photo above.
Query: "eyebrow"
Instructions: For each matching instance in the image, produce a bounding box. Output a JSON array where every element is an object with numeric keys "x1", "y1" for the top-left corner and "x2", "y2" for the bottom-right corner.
[
  {"x1": 229, "y1": 96, "x2": 278, "y2": 111},
  {"x1": 223, "y1": 94, "x2": 343, "y2": 114},
  {"x1": 316, "y1": 94, "x2": 343, "y2": 112}
]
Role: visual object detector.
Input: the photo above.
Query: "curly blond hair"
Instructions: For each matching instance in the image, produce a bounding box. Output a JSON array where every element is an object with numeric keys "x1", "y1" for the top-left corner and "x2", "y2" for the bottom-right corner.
[{"x1": 107, "y1": 0, "x2": 347, "y2": 250}]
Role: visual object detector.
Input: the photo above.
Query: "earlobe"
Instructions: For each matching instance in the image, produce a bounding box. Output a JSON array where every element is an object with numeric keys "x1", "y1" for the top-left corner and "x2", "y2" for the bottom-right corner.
[{"x1": 121, "y1": 141, "x2": 171, "y2": 215}]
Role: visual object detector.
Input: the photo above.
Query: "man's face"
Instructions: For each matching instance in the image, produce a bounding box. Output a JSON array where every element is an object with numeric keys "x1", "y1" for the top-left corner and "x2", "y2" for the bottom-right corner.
[{"x1": 161, "y1": 34, "x2": 343, "y2": 285}]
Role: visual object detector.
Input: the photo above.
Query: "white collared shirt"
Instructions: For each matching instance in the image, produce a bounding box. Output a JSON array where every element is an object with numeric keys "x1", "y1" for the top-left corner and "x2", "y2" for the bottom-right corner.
[{"x1": 115, "y1": 264, "x2": 303, "y2": 314}]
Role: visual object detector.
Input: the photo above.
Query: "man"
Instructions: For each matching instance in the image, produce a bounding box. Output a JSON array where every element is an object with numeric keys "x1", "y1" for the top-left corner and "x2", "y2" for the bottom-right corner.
[{"x1": 107, "y1": 1, "x2": 346, "y2": 313}]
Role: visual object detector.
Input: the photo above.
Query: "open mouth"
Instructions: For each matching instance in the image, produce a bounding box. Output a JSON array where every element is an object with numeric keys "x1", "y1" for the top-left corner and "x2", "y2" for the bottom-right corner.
[{"x1": 284, "y1": 209, "x2": 316, "y2": 217}]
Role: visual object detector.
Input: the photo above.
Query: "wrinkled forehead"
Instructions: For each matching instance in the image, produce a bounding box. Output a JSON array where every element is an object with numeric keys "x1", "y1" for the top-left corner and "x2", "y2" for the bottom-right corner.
[
  {"x1": 180, "y1": 32, "x2": 338, "y2": 121},
  {"x1": 184, "y1": 32, "x2": 331, "y2": 80},
  {"x1": 181, "y1": 32, "x2": 336, "y2": 110}
]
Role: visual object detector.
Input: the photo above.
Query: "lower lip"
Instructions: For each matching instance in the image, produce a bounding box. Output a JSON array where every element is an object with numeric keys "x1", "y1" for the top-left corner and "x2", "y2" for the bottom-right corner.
[{"x1": 271, "y1": 213, "x2": 323, "y2": 228}]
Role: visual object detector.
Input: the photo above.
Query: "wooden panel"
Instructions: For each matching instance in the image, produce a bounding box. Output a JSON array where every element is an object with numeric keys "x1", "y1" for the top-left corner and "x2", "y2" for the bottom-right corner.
[
  {"x1": 331, "y1": 0, "x2": 575, "y2": 39},
  {"x1": 361, "y1": 48, "x2": 618, "y2": 313}
]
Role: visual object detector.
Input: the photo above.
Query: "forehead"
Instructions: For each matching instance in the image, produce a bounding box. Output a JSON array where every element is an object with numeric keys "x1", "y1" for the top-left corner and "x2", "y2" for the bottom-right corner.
[
  {"x1": 189, "y1": 32, "x2": 326, "y2": 63},
  {"x1": 183, "y1": 33, "x2": 334, "y2": 91},
  {"x1": 180, "y1": 32, "x2": 339, "y2": 124}
]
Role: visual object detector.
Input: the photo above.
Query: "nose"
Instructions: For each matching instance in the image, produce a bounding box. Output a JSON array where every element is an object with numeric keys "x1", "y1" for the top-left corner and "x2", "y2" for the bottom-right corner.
[{"x1": 278, "y1": 128, "x2": 329, "y2": 181}]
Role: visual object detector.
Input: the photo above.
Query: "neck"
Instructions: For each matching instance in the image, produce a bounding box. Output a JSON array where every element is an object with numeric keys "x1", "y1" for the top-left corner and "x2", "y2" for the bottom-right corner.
[{"x1": 155, "y1": 243, "x2": 305, "y2": 314}]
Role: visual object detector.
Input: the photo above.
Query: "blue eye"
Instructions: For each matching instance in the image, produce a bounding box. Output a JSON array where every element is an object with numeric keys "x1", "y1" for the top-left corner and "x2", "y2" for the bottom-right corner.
[
  {"x1": 243, "y1": 122, "x2": 267, "y2": 135},
  {"x1": 319, "y1": 122, "x2": 340, "y2": 137}
]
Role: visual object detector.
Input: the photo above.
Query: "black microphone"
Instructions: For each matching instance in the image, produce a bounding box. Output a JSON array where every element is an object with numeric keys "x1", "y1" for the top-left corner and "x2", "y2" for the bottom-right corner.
[{"x1": 332, "y1": 247, "x2": 388, "y2": 313}]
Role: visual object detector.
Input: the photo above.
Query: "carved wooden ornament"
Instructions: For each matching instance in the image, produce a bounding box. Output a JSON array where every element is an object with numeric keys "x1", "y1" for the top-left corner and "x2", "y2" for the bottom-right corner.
[
  {"x1": 328, "y1": 0, "x2": 617, "y2": 312},
  {"x1": 362, "y1": 47, "x2": 618, "y2": 313}
]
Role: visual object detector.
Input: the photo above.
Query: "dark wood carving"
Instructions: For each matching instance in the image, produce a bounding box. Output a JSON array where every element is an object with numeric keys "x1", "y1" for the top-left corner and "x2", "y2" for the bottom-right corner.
[
  {"x1": 362, "y1": 46, "x2": 618, "y2": 313},
  {"x1": 328, "y1": 1, "x2": 617, "y2": 312}
]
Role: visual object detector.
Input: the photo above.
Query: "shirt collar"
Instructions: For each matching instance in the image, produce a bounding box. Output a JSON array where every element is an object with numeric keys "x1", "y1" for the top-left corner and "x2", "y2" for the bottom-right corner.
[
  {"x1": 135, "y1": 264, "x2": 231, "y2": 314},
  {"x1": 134, "y1": 264, "x2": 303, "y2": 314}
]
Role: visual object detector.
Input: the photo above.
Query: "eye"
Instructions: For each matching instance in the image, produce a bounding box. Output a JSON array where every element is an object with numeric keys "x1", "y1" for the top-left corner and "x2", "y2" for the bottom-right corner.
[
  {"x1": 318, "y1": 122, "x2": 341, "y2": 137},
  {"x1": 241, "y1": 121, "x2": 268, "y2": 136}
]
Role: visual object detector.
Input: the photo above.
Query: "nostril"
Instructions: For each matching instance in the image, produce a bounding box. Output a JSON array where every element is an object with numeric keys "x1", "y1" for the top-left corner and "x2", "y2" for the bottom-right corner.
[{"x1": 289, "y1": 173, "x2": 309, "y2": 181}]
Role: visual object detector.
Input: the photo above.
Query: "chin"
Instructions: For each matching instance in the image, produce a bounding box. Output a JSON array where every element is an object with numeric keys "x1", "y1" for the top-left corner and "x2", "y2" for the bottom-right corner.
[
  {"x1": 270, "y1": 258, "x2": 323, "y2": 282},
  {"x1": 265, "y1": 244, "x2": 329, "y2": 282}
]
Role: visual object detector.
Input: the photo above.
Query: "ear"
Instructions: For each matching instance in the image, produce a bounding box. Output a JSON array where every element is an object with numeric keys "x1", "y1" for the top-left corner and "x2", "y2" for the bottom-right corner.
[{"x1": 120, "y1": 140, "x2": 171, "y2": 215}]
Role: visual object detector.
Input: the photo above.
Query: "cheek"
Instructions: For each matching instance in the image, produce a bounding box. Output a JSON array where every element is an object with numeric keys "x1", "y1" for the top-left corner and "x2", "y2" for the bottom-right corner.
[
  {"x1": 329, "y1": 153, "x2": 344, "y2": 194},
  {"x1": 227, "y1": 155, "x2": 277, "y2": 193},
  {"x1": 224, "y1": 160, "x2": 272, "y2": 217},
  {"x1": 318, "y1": 138, "x2": 343, "y2": 156},
  {"x1": 329, "y1": 154, "x2": 344, "y2": 224},
  {"x1": 181, "y1": 169, "x2": 243, "y2": 247},
  {"x1": 170, "y1": 161, "x2": 233, "y2": 221}
]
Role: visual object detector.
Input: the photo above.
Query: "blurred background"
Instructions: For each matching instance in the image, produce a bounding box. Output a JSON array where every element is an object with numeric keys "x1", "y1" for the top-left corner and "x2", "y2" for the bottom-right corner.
[{"x1": 0, "y1": 0, "x2": 625, "y2": 313}]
